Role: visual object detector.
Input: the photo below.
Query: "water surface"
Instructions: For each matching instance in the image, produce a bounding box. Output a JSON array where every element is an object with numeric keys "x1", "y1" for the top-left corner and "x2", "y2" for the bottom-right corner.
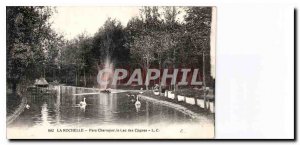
[{"x1": 10, "y1": 86, "x2": 195, "y2": 128}]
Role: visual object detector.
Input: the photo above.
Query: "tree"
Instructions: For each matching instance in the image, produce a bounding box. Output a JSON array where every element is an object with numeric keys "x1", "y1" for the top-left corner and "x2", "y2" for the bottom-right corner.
[
  {"x1": 161, "y1": 7, "x2": 182, "y2": 96},
  {"x1": 128, "y1": 7, "x2": 164, "y2": 90},
  {"x1": 92, "y1": 18, "x2": 128, "y2": 66},
  {"x1": 6, "y1": 6, "x2": 56, "y2": 93},
  {"x1": 59, "y1": 33, "x2": 91, "y2": 86},
  {"x1": 184, "y1": 7, "x2": 212, "y2": 107},
  {"x1": 59, "y1": 18, "x2": 129, "y2": 87},
  {"x1": 130, "y1": 34, "x2": 156, "y2": 90}
]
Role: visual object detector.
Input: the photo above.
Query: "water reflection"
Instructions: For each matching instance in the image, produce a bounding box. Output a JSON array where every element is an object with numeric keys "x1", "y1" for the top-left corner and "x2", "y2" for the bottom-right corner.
[
  {"x1": 41, "y1": 103, "x2": 49, "y2": 126},
  {"x1": 11, "y1": 86, "x2": 197, "y2": 128}
]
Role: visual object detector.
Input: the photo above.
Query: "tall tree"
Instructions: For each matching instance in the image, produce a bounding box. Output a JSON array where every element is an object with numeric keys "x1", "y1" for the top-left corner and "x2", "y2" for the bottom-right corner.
[
  {"x1": 92, "y1": 18, "x2": 128, "y2": 67},
  {"x1": 184, "y1": 7, "x2": 212, "y2": 106},
  {"x1": 6, "y1": 6, "x2": 55, "y2": 93}
]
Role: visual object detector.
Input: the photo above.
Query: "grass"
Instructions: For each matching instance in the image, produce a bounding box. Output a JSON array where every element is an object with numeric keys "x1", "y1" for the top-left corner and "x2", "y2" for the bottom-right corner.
[
  {"x1": 6, "y1": 92, "x2": 21, "y2": 117},
  {"x1": 175, "y1": 88, "x2": 203, "y2": 98},
  {"x1": 141, "y1": 91, "x2": 214, "y2": 120}
]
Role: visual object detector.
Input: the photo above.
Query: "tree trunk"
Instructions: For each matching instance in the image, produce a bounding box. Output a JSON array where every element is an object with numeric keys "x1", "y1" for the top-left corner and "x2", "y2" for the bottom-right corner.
[
  {"x1": 75, "y1": 69, "x2": 78, "y2": 86},
  {"x1": 172, "y1": 49, "x2": 177, "y2": 102},
  {"x1": 12, "y1": 82, "x2": 17, "y2": 95},
  {"x1": 174, "y1": 84, "x2": 178, "y2": 102},
  {"x1": 146, "y1": 57, "x2": 149, "y2": 90},
  {"x1": 203, "y1": 51, "x2": 207, "y2": 109},
  {"x1": 83, "y1": 68, "x2": 86, "y2": 87},
  {"x1": 158, "y1": 59, "x2": 162, "y2": 96},
  {"x1": 194, "y1": 94, "x2": 198, "y2": 107},
  {"x1": 53, "y1": 69, "x2": 55, "y2": 81},
  {"x1": 173, "y1": 46, "x2": 176, "y2": 92}
]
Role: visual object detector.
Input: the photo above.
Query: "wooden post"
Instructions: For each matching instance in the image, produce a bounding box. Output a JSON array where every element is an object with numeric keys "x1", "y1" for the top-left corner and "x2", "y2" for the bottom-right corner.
[
  {"x1": 166, "y1": 90, "x2": 168, "y2": 98},
  {"x1": 207, "y1": 99, "x2": 210, "y2": 111},
  {"x1": 175, "y1": 85, "x2": 178, "y2": 102}
]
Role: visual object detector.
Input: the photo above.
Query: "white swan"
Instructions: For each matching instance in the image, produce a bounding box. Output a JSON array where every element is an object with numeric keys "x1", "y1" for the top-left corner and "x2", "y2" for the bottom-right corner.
[
  {"x1": 25, "y1": 104, "x2": 30, "y2": 109},
  {"x1": 135, "y1": 95, "x2": 141, "y2": 108},
  {"x1": 79, "y1": 97, "x2": 87, "y2": 107}
]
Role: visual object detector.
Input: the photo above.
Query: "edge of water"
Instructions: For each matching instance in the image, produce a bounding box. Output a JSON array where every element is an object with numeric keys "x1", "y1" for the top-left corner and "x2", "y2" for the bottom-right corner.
[
  {"x1": 137, "y1": 94, "x2": 203, "y2": 121},
  {"x1": 7, "y1": 96, "x2": 27, "y2": 125}
]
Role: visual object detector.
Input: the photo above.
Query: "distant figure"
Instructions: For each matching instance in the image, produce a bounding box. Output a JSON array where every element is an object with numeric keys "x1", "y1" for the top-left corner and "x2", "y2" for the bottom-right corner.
[
  {"x1": 79, "y1": 97, "x2": 87, "y2": 107},
  {"x1": 139, "y1": 88, "x2": 144, "y2": 94},
  {"x1": 25, "y1": 104, "x2": 30, "y2": 109},
  {"x1": 153, "y1": 84, "x2": 159, "y2": 95},
  {"x1": 154, "y1": 84, "x2": 159, "y2": 90},
  {"x1": 135, "y1": 95, "x2": 141, "y2": 109}
]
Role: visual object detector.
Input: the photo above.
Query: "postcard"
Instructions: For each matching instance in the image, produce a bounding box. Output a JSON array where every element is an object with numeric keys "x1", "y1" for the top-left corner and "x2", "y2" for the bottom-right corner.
[{"x1": 6, "y1": 6, "x2": 216, "y2": 139}]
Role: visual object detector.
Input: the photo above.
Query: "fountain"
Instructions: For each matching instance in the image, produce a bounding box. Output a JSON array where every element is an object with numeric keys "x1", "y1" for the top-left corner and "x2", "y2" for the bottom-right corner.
[{"x1": 97, "y1": 58, "x2": 114, "y2": 92}]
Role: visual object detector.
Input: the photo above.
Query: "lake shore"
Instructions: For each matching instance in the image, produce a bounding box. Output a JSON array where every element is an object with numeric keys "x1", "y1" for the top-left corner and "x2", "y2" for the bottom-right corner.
[
  {"x1": 6, "y1": 94, "x2": 27, "y2": 125},
  {"x1": 136, "y1": 91, "x2": 214, "y2": 122}
]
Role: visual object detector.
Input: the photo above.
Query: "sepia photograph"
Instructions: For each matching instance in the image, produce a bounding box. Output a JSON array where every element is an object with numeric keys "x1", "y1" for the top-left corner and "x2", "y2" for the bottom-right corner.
[{"x1": 6, "y1": 6, "x2": 216, "y2": 139}]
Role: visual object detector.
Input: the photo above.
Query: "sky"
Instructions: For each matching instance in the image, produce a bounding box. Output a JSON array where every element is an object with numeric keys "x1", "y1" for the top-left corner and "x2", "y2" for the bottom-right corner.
[{"x1": 50, "y1": 6, "x2": 141, "y2": 40}]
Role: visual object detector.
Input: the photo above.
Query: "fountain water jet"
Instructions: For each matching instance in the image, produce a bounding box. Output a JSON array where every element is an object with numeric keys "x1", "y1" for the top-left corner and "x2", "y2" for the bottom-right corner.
[{"x1": 97, "y1": 58, "x2": 114, "y2": 90}]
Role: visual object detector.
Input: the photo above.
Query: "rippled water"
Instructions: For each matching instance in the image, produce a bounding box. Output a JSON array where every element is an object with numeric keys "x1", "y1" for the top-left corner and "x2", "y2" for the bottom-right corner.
[{"x1": 10, "y1": 86, "x2": 195, "y2": 128}]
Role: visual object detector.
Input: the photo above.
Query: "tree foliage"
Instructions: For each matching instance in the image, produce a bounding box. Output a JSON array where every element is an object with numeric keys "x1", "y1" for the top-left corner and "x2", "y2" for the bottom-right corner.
[
  {"x1": 6, "y1": 6, "x2": 214, "y2": 90},
  {"x1": 6, "y1": 6, "x2": 61, "y2": 92}
]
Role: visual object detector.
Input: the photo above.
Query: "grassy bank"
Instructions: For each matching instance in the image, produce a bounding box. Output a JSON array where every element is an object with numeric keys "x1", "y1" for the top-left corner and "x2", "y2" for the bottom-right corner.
[
  {"x1": 139, "y1": 91, "x2": 214, "y2": 121},
  {"x1": 6, "y1": 93, "x2": 21, "y2": 117}
]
